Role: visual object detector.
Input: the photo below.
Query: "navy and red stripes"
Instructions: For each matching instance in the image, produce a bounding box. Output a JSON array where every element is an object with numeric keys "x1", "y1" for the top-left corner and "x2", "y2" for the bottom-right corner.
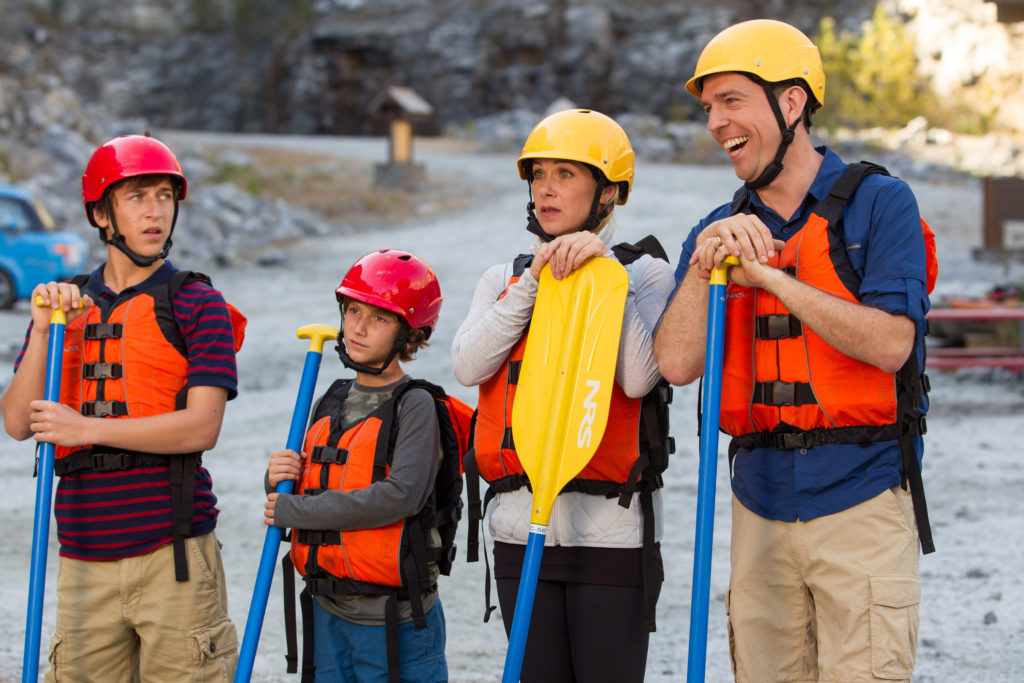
[
  {"x1": 175, "y1": 277, "x2": 239, "y2": 399},
  {"x1": 54, "y1": 466, "x2": 218, "y2": 560}
]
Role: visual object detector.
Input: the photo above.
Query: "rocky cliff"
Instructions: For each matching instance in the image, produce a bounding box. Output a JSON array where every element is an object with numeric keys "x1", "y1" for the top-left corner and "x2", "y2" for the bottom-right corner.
[
  {"x1": 9, "y1": 0, "x2": 1021, "y2": 136},
  {"x1": 2, "y1": 0, "x2": 1022, "y2": 267}
]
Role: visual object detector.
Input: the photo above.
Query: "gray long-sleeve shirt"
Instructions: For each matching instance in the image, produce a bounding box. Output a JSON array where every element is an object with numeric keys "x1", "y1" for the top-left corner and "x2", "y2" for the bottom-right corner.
[{"x1": 270, "y1": 375, "x2": 442, "y2": 624}]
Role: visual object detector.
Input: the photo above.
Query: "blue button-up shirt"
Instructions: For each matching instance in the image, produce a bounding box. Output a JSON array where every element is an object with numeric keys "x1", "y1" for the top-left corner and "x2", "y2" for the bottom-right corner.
[{"x1": 672, "y1": 147, "x2": 930, "y2": 521}]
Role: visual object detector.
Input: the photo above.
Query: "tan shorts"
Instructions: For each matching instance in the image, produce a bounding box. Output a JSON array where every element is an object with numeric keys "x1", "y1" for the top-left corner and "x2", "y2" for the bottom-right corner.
[
  {"x1": 727, "y1": 488, "x2": 920, "y2": 683},
  {"x1": 45, "y1": 531, "x2": 238, "y2": 683}
]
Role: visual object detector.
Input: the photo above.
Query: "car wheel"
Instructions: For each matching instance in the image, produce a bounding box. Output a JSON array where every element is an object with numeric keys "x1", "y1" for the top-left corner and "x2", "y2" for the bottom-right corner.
[{"x1": 0, "y1": 268, "x2": 16, "y2": 309}]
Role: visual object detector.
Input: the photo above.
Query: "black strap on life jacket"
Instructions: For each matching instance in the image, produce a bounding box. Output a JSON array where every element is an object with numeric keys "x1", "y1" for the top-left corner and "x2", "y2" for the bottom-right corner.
[
  {"x1": 463, "y1": 446, "x2": 500, "y2": 624},
  {"x1": 725, "y1": 162, "x2": 935, "y2": 554},
  {"x1": 896, "y1": 353, "x2": 934, "y2": 555},
  {"x1": 281, "y1": 553, "x2": 317, "y2": 682},
  {"x1": 466, "y1": 236, "x2": 674, "y2": 631},
  {"x1": 54, "y1": 447, "x2": 201, "y2": 581}
]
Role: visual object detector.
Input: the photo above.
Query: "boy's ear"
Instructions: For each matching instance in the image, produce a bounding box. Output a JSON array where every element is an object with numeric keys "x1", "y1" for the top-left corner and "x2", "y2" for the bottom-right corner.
[{"x1": 89, "y1": 201, "x2": 109, "y2": 228}]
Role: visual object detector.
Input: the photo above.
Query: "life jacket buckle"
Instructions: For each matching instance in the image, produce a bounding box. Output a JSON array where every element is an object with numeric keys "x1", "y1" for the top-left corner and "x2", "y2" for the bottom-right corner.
[
  {"x1": 92, "y1": 452, "x2": 135, "y2": 470},
  {"x1": 311, "y1": 445, "x2": 348, "y2": 465},
  {"x1": 770, "y1": 432, "x2": 810, "y2": 450},
  {"x1": 443, "y1": 544, "x2": 458, "y2": 565},
  {"x1": 81, "y1": 400, "x2": 129, "y2": 417},
  {"x1": 83, "y1": 322, "x2": 123, "y2": 340},
  {"x1": 755, "y1": 313, "x2": 803, "y2": 340},
  {"x1": 82, "y1": 362, "x2": 123, "y2": 380},
  {"x1": 753, "y1": 381, "x2": 816, "y2": 407}
]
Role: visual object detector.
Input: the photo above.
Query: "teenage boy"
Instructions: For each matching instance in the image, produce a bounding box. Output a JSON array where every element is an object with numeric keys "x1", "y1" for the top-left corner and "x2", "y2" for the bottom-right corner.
[
  {"x1": 1, "y1": 134, "x2": 241, "y2": 681},
  {"x1": 266, "y1": 249, "x2": 463, "y2": 683}
]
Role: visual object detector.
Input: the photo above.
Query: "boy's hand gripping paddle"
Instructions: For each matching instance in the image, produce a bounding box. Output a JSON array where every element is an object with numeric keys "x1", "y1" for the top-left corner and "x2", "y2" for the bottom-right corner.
[
  {"x1": 501, "y1": 258, "x2": 629, "y2": 682},
  {"x1": 235, "y1": 324, "x2": 339, "y2": 683},
  {"x1": 687, "y1": 255, "x2": 739, "y2": 683},
  {"x1": 23, "y1": 296, "x2": 78, "y2": 683}
]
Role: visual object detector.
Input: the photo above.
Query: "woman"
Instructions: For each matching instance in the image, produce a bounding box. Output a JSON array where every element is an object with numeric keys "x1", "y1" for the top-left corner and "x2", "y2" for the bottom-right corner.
[{"x1": 451, "y1": 108, "x2": 675, "y2": 681}]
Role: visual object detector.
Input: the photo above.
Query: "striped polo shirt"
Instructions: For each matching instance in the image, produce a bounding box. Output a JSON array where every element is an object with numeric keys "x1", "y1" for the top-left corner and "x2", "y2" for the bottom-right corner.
[{"x1": 14, "y1": 262, "x2": 239, "y2": 561}]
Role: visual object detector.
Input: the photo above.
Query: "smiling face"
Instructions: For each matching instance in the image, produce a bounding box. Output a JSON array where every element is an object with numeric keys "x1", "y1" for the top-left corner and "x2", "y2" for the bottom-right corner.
[
  {"x1": 700, "y1": 72, "x2": 788, "y2": 185},
  {"x1": 93, "y1": 175, "x2": 178, "y2": 260},
  {"x1": 529, "y1": 159, "x2": 617, "y2": 237}
]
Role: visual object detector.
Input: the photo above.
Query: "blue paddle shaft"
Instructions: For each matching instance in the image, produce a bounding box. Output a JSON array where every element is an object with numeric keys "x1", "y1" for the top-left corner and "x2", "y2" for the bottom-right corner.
[
  {"x1": 235, "y1": 348, "x2": 326, "y2": 683},
  {"x1": 23, "y1": 319, "x2": 66, "y2": 683},
  {"x1": 686, "y1": 280, "x2": 729, "y2": 683},
  {"x1": 502, "y1": 527, "x2": 547, "y2": 683}
]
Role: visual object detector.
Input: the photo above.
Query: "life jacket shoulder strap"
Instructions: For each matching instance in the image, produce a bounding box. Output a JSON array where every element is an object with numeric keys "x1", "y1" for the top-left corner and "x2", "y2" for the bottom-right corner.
[
  {"x1": 309, "y1": 378, "x2": 355, "y2": 433},
  {"x1": 611, "y1": 234, "x2": 669, "y2": 264},
  {"x1": 813, "y1": 161, "x2": 888, "y2": 230},
  {"x1": 163, "y1": 270, "x2": 247, "y2": 352},
  {"x1": 511, "y1": 253, "x2": 534, "y2": 278}
]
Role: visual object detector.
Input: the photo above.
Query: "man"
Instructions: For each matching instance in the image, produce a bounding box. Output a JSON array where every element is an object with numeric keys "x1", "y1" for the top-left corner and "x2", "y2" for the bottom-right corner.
[
  {"x1": 654, "y1": 20, "x2": 932, "y2": 683},
  {"x1": 1, "y1": 134, "x2": 242, "y2": 681}
]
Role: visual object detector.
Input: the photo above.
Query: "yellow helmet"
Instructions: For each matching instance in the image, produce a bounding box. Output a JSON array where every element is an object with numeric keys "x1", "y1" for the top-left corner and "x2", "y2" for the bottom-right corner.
[
  {"x1": 685, "y1": 19, "x2": 825, "y2": 109},
  {"x1": 517, "y1": 109, "x2": 634, "y2": 205}
]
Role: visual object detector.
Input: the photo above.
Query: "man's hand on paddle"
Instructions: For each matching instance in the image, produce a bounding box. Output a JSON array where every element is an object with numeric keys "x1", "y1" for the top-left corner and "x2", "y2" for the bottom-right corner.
[{"x1": 690, "y1": 214, "x2": 784, "y2": 287}]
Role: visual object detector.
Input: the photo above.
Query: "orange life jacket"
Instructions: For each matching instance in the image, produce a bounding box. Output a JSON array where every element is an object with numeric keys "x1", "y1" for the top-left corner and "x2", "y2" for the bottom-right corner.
[
  {"x1": 283, "y1": 378, "x2": 471, "y2": 680},
  {"x1": 472, "y1": 261, "x2": 644, "y2": 494},
  {"x1": 720, "y1": 162, "x2": 934, "y2": 448},
  {"x1": 56, "y1": 288, "x2": 189, "y2": 460},
  {"x1": 720, "y1": 162, "x2": 936, "y2": 554},
  {"x1": 289, "y1": 378, "x2": 471, "y2": 593},
  {"x1": 53, "y1": 269, "x2": 246, "y2": 580}
]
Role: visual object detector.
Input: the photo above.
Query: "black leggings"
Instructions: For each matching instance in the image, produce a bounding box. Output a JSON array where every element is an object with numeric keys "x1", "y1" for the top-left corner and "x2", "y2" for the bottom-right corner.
[{"x1": 496, "y1": 577, "x2": 650, "y2": 683}]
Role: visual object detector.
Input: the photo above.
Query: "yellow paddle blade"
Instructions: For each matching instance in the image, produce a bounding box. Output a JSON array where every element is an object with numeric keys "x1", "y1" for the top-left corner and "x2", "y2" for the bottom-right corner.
[{"x1": 511, "y1": 257, "x2": 629, "y2": 525}]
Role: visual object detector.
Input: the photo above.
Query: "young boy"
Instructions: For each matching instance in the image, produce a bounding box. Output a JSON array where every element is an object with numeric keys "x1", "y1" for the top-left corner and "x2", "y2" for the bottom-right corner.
[
  {"x1": 265, "y1": 249, "x2": 460, "y2": 683},
  {"x1": 0, "y1": 134, "x2": 241, "y2": 680}
]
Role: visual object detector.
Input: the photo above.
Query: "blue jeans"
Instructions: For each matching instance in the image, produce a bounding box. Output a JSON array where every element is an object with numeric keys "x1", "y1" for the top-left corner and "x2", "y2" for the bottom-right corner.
[{"x1": 311, "y1": 598, "x2": 448, "y2": 682}]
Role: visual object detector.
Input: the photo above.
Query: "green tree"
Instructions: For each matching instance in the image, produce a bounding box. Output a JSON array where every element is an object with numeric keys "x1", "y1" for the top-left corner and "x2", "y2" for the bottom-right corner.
[{"x1": 815, "y1": 5, "x2": 928, "y2": 130}]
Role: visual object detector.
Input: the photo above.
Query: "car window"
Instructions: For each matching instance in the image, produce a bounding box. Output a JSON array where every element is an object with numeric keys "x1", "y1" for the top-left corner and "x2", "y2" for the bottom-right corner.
[
  {"x1": 0, "y1": 197, "x2": 35, "y2": 231},
  {"x1": 29, "y1": 196, "x2": 55, "y2": 231}
]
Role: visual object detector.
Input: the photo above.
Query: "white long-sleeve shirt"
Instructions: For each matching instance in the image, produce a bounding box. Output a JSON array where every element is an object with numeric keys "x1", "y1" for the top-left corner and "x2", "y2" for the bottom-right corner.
[{"x1": 451, "y1": 224, "x2": 676, "y2": 548}]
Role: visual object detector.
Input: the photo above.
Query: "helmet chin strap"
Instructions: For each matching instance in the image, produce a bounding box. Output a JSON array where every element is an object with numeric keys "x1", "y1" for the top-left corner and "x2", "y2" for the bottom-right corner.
[
  {"x1": 744, "y1": 82, "x2": 802, "y2": 191},
  {"x1": 100, "y1": 196, "x2": 178, "y2": 267},
  {"x1": 335, "y1": 325, "x2": 409, "y2": 376},
  {"x1": 525, "y1": 200, "x2": 554, "y2": 243},
  {"x1": 524, "y1": 180, "x2": 608, "y2": 241}
]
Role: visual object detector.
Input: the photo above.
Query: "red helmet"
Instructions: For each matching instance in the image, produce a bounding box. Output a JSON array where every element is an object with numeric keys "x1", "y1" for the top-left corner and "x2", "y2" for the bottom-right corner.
[
  {"x1": 336, "y1": 250, "x2": 443, "y2": 336},
  {"x1": 82, "y1": 135, "x2": 187, "y2": 227}
]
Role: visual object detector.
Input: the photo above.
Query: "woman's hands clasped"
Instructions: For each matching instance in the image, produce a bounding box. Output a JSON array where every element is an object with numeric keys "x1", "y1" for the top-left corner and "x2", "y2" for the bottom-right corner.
[{"x1": 530, "y1": 231, "x2": 608, "y2": 281}]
